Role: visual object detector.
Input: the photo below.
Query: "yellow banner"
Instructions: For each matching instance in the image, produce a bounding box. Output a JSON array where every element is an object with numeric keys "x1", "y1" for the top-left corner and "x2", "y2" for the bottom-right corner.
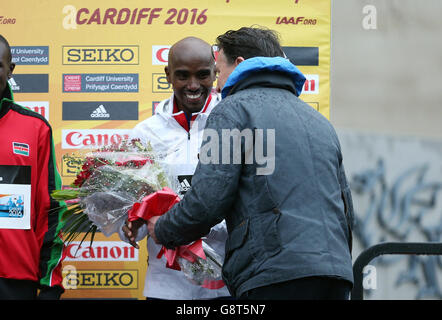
[{"x1": 2, "y1": 0, "x2": 331, "y2": 299}]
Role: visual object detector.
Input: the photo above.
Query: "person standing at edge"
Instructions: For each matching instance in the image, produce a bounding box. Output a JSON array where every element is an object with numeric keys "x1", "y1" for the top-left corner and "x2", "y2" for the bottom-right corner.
[
  {"x1": 136, "y1": 27, "x2": 354, "y2": 299},
  {"x1": 120, "y1": 37, "x2": 231, "y2": 300},
  {"x1": 0, "y1": 34, "x2": 66, "y2": 300}
]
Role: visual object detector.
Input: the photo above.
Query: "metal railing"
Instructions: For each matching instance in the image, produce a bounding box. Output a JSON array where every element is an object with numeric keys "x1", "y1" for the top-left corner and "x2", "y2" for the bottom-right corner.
[{"x1": 351, "y1": 242, "x2": 442, "y2": 300}]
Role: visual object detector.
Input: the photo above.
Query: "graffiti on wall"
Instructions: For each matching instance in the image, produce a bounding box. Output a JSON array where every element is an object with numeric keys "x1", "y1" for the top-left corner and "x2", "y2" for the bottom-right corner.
[{"x1": 350, "y1": 159, "x2": 442, "y2": 299}]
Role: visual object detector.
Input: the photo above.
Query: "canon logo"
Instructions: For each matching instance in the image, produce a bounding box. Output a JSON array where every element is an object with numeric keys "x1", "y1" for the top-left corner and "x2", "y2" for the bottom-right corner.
[
  {"x1": 152, "y1": 45, "x2": 170, "y2": 65},
  {"x1": 301, "y1": 74, "x2": 319, "y2": 94},
  {"x1": 62, "y1": 129, "x2": 131, "y2": 149},
  {"x1": 64, "y1": 241, "x2": 138, "y2": 261},
  {"x1": 17, "y1": 101, "x2": 49, "y2": 120}
]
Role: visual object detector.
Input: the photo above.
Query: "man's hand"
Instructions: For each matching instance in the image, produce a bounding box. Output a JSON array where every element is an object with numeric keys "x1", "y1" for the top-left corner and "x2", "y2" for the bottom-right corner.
[
  {"x1": 147, "y1": 216, "x2": 161, "y2": 244},
  {"x1": 122, "y1": 218, "x2": 146, "y2": 249}
]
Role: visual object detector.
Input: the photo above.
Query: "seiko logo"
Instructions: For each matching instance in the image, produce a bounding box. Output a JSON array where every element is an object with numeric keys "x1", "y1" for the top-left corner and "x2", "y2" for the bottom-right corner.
[
  {"x1": 152, "y1": 73, "x2": 172, "y2": 93},
  {"x1": 64, "y1": 241, "x2": 138, "y2": 261},
  {"x1": 63, "y1": 268, "x2": 138, "y2": 289},
  {"x1": 62, "y1": 46, "x2": 139, "y2": 65},
  {"x1": 62, "y1": 129, "x2": 131, "y2": 149}
]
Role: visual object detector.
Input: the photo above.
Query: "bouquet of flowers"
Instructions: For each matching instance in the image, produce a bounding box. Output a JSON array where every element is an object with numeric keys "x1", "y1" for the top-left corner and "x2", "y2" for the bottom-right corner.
[
  {"x1": 52, "y1": 139, "x2": 225, "y2": 289},
  {"x1": 52, "y1": 138, "x2": 171, "y2": 244}
]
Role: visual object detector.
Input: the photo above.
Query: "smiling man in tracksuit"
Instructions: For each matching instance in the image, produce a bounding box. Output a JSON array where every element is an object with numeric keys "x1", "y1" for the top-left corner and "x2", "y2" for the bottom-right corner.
[
  {"x1": 121, "y1": 37, "x2": 230, "y2": 300},
  {"x1": 0, "y1": 35, "x2": 66, "y2": 299},
  {"x1": 144, "y1": 27, "x2": 355, "y2": 299}
]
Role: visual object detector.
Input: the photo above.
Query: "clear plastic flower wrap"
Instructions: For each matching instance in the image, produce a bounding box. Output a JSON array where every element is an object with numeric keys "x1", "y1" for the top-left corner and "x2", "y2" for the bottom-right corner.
[
  {"x1": 177, "y1": 240, "x2": 224, "y2": 288},
  {"x1": 126, "y1": 177, "x2": 227, "y2": 289},
  {"x1": 52, "y1": 139, "x2": 226, "y2": 289}
]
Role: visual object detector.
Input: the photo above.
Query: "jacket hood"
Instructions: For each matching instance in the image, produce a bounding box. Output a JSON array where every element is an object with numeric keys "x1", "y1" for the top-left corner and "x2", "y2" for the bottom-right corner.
[{"x1": 221, "y1": 56, "x2": 306, "y2": 98}]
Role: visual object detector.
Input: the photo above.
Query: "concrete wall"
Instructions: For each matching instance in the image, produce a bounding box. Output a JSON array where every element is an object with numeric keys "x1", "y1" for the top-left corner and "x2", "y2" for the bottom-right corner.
[
  {"x1": 330, "y1": 0, "x2": 442, "y2": 299},
  {"x1": 331, "y1": 0, "x2": 442, "y2": 139}
]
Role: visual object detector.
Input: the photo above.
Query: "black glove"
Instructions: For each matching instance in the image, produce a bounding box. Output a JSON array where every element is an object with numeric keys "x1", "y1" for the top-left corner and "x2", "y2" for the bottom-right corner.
[{"x1": 37, "y1": 285, "x2": 64, "y2": 300}]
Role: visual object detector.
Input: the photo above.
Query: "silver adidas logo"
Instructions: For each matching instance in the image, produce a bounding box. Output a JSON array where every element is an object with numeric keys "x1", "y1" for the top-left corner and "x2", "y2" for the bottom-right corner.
[
  {"x1": 180, "y1": 179, "x2": 191, "y2": 193},
  {"x1": 90, "y1": 104, "x2": 110, "y2": 118}
]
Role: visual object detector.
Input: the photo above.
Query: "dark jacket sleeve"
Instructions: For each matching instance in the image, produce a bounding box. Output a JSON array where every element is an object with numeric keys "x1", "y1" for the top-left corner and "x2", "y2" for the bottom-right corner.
[{"x1": 155, "y1": 112, "x2": 242, "y2": 248}]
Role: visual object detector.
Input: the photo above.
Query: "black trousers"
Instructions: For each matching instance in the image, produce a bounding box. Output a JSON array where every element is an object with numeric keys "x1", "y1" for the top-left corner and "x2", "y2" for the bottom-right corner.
[
  {"x1": 0, "y1": 278, "x2": 38, "y2": 300},
  {"x1": 240, "y1": 276, "x2": 352, "y2": 300}
]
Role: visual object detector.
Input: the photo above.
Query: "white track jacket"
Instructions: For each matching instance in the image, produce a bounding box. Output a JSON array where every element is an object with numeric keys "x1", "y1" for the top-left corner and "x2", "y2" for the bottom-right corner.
[{"x1": 120, "y1": 92, "x2": 230, "y2": 299}]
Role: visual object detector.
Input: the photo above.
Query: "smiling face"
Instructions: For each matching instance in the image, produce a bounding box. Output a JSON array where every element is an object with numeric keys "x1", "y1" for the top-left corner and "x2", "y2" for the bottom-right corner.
[{"x1": 165, "y1": 38, "x2": 216, "y2": 115}]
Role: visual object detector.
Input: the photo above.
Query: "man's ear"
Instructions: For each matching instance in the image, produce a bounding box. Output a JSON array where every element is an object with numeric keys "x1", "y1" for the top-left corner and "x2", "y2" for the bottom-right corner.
[
  {"x1": 164, "y1": 66, "x2": 171, "y2": 83},
  {"x1": 9, "y1": 62, "x2": 15, "y2": 77},
  {"x1": 235, "y1": 56, "x2": 245, "y2": 66}
]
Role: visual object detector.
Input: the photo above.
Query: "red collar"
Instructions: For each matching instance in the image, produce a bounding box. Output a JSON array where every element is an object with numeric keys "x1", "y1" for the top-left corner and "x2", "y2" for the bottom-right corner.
[{"x1": 172, "y1": 94, "x2": 212, "y2": 132}]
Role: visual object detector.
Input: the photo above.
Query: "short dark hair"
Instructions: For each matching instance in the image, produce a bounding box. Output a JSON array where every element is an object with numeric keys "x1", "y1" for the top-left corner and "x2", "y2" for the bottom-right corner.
[
  {"x1": 216, "y1": 26, "x2": 284, "y2": 64},
  {"x1": 0, "y1": 34, "x2": 12, "y2": 63}
]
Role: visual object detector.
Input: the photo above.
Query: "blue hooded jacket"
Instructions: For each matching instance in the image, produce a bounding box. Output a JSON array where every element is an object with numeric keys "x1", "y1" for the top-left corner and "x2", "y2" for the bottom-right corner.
[
  {"x1": 221, "y1": 56, "x2": 306, "y2": 99},
  {"x1": 155, "y1": 56, "x2": 354, "y2": 297}
]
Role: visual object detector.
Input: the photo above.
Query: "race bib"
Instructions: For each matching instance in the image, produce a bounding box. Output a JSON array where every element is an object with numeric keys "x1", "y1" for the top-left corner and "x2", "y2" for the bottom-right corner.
[{"x1": 0, "y1": 165, "x2": 31, "y2": 229}]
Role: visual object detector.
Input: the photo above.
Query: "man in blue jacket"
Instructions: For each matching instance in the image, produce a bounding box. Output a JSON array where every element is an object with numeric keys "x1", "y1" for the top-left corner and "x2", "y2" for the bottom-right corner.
[{"x1": 138, "y1": 27, "x2": 354, "y2": 299}]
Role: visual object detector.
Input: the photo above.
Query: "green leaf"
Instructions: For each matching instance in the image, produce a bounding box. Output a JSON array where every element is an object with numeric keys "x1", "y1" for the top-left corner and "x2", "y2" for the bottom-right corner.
[
  {"x1": 61, "y1": 205, "x2": 83, "y2": 221},
  {"x1": 74, "y1": 224, "x2": 98, "y2": 256},
  {"x1": 51, "y1": 189, "x2": 80, "y2": 200},
  {"x1": 63, "y1": 213, "x2": 93, "y2": 245}
]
